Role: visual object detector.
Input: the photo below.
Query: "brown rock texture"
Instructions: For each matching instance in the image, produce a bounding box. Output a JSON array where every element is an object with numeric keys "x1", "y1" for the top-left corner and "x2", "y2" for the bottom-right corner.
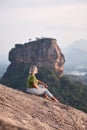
[
  {"x1": 0, "y1": 84, "x2": 87, "y2": 130},
  {"x1": 9, "y1": 38, "x2": 65, "y2": 76}
]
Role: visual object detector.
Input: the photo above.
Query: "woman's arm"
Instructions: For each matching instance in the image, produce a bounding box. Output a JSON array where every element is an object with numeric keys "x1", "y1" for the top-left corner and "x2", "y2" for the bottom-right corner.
[
  {"x1": 38, "y1": 80, "x2": 48, "y2": 88},
  {"x1": 32, "y1": 83, "x2": 39, "y2": 89}
]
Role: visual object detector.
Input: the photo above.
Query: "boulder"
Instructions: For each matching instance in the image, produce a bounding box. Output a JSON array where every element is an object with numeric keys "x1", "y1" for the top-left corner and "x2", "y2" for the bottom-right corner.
[{"x1": 9, "y1": 38, "x2": 65, "y2": 76}]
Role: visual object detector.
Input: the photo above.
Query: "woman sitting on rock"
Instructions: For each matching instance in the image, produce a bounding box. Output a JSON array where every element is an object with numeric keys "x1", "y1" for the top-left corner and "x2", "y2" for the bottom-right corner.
[{"x1": 26, "y1": 65, "x2": 58, "y2": 102}]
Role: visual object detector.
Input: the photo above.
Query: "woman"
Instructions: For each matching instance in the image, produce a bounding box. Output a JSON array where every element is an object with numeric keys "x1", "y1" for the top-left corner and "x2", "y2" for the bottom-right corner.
[{"x1": 26, "y1": 65, "x2": 58, "y2": 102}]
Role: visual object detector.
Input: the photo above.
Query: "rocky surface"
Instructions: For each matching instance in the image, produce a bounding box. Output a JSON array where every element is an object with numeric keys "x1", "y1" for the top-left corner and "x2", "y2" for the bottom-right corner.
[
  {"x1": 0, "y1": 84, "x2": 87, "y2": 130},
  {"x1": 8, "y1": 38, "x2": 65, "y2": 76}
]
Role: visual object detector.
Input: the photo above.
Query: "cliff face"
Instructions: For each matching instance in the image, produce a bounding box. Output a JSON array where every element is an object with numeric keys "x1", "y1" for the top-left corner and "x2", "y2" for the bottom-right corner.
[
  {"x1": 9, "y1": 38, "x2": 65, "y2": 76},
  {"x1": 0, "y1": 84, "x2": 87, "y2": 130}
]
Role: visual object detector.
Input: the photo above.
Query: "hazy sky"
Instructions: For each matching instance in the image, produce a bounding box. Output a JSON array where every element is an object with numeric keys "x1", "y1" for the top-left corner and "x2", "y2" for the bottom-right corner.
[{"x1": 0, "y1": 0, "x2": 87, "y2": 63}]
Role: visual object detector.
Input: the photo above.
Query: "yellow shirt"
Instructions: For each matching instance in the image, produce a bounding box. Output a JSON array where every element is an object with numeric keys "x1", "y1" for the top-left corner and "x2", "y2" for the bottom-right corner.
[{"x1": 27, "y1": 75, "x2": 38, "y2": 88}]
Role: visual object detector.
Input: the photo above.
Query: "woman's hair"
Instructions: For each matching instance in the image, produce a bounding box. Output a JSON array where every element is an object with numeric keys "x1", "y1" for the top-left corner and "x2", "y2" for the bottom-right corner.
[{"x1": 29, "y1": 65, "x2": 38, "y2": 74}]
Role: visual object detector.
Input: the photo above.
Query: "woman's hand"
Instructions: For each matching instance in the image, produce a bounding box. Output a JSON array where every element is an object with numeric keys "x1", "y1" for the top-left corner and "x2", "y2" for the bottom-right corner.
[
  {"x1": 43, "y1": 83, "x2": 48, "y2": 88},
  {"x1": 38, "y1": 80, "x2": 48, "y2": 88}
]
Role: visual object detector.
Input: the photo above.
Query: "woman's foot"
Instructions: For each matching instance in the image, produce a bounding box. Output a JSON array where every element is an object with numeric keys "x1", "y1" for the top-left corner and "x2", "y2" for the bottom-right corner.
[
  {"x1": 44, "y1": 94, "x2": 50, "y2": 100},
  {"x1": 51, "y1": 96, "x2": 58, "y2": 102}
]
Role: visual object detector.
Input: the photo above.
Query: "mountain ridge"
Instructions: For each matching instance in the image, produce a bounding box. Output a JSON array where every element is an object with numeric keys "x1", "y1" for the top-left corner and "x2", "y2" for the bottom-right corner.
[
  {"x1": 64, "y1": 39, "x2": 87, "y2": 52},
  {"x1": 64, "y1": 39, "x2": 87, "y2": 75}
]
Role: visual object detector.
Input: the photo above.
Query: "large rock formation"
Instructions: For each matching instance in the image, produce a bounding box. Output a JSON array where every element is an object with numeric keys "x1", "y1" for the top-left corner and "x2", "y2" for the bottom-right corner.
[
  {"x1": 0, "y1": 84, "x2": 87, "y2": 130},
  {"x1": 9, "y1": 38, "x2": 65, "y2": 76}
]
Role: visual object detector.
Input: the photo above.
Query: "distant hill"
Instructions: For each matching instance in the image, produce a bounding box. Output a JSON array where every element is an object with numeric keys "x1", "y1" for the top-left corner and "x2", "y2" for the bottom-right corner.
[
  {"x1": 64, "y1": 39, "x2": 87, "y2": 75},
  {"x1": 65, "y1": 48, "x2": 87, "y2": 66},
  {"x1": 64, "y1": 39, "x2": 87, "y2": 53}
]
